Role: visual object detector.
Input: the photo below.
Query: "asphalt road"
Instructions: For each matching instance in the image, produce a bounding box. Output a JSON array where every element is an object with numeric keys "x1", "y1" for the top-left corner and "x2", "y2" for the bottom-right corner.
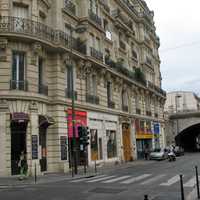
[{"x1": 1, "y1": 153, "x2": 200, "y2": 200}]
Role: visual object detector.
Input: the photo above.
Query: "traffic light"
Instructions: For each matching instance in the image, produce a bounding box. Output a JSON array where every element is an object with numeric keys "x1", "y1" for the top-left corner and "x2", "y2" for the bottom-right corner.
[
  {"x1": 78, "y1": 126, "x2": 89, "y2": 151},
  {"x1": 82, "y1": 126, "x2": 90, "y2": 147}
]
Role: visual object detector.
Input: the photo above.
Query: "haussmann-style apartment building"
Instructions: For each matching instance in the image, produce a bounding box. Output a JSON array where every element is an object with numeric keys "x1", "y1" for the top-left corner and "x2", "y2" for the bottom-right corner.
[{"x1": 0, "y1": 0, "x2": 166, "y2": 176}]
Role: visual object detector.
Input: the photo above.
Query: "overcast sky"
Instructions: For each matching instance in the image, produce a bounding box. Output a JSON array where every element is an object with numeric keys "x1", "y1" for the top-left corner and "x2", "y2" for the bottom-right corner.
[{"x1": 145, "y1": 0, "x2": 200, "y2": 95}]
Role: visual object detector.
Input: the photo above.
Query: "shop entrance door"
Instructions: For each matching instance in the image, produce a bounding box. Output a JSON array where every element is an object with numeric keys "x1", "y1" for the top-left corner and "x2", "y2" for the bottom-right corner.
[
  {"x1": 11, "y1": 122, "x2": 27, "y2": 175},
  {"x1": 39, "y1": 127, "x2": 47, "y2": 172},
  {"x1": 122, "y1": 124, "x2": 132, "y2": 161}
]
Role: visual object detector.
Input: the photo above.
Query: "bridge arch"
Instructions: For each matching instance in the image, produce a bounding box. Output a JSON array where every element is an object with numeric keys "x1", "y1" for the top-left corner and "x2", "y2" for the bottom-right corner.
[{"x1": 175, "y1": 123, "x2": 200, "y2": 152}]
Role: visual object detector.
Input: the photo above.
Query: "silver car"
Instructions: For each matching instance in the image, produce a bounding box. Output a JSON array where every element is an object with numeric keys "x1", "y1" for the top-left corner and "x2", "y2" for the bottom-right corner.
[{"x1": 149, "y1": 149, "x2": 168, "y2": 160}]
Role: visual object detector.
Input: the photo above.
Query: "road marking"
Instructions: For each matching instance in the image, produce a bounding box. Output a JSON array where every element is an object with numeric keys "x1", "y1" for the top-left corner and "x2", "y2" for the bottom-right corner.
[
  {"x1": 184, "y1": 176, "x2": 200, "y2": 187},
  {"x1": 160, "y1": 175, "x2": 180, "y2": 186},
  {"x1": 70, "y1": 175, "x2": 106, "y2": 183},
  {"x1": 120, "y1": 174, "x2": 152, "y2": 184},
  {"x1": 102, "y1": 175, "x2": 131, "y2": 183},
  {"x1": 140, "y1": 174, "x2": 166, "y2": 185},
  {"x1": 87, "y1": 175, "x2": 116, "y2": 183}
]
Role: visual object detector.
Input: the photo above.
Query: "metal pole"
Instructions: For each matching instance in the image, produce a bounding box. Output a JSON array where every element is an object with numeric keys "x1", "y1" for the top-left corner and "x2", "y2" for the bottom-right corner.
[
  {"x1": 180, "y1": 174, "x2": 185, "y2": 200},
  {"x1": 144, "y1": 195, "x2": 149, "y2": 200},
  {"x1": 95, "y1": 160, "x2": 97, "y2": 174},
  {"x1": 70, "y1": 24, "x2": 78, "y2": 175},
  {"x1": 195, "y1": 166, "x2": 200, "y2": 199}
]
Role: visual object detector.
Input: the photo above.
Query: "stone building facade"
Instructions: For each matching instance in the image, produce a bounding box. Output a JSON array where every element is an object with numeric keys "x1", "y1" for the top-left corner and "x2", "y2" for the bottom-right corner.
[{"x1": 0, "y1": 0, "x2": 166, "y2": 176}]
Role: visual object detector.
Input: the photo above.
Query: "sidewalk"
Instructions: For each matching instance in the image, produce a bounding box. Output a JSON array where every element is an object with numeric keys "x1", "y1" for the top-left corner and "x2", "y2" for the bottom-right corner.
[{"x1": 0, "y1": 160, "x2": 154, "y2": 188}]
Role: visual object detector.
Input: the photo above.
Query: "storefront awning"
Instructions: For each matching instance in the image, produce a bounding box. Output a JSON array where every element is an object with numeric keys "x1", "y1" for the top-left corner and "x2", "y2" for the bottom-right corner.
[
  {"x1": 11, "y1": 112, "x2": 29, "y2": 123},
  {"x1": 39, "y1": 115, "x2": 55, "y2": 128}
]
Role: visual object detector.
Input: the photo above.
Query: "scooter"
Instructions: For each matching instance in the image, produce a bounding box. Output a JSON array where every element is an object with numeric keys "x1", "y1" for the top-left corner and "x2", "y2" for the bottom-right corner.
[{"x1": 168, "y1": 151, "x2": 176, "y2": 162}]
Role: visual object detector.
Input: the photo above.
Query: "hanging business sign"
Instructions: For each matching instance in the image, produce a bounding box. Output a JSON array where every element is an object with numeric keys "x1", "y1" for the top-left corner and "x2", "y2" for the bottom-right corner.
[{"x1": 154, "y1": 123, "x2": 160, "y2": 135}]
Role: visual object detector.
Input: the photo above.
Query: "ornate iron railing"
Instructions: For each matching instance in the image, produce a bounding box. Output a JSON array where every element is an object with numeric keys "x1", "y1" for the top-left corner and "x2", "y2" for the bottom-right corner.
[
  {"x1": 65, "y1": 88, "x2": 77, "y2": 100},
  {"x1": 86, "y1": 94, "x2": 100, "y2": 105},
  {"x1": 64, "y1": 0, "x2": 76, "y2": 15},
  {"x1": 90, "y1": 47, "x2": 103, "y2": 61},
  {"x1": 88, "y1": 10, "x2": 102, "y2": 26},
  {"x1": 0, "y1": 16, "x2": 86, "y2": 55},
  {"x1": 10, "y1": 80, "x2": 28, "y2": 91}
]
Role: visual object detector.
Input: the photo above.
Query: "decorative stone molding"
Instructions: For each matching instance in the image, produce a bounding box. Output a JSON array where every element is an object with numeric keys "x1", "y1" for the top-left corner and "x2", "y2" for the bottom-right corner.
[
  {"x1": 29, "y1": 101, "x2": 38, "y2": 112},
  {"x1": 0, "y1": 38, "x2": 7, "y2": 49},
  {"x1": 0, "y1": 99, "x2": 8, "y2": 112},
  {"x1": 32, "y1": 42, "x2": 42, "y2": 55},
  {"x1": 119, "y1": 116, "x2": 130, "y2": 125}
]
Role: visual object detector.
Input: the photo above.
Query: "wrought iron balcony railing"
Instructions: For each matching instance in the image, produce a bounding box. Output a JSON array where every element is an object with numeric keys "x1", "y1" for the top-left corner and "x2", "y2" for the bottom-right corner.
[
  {"x1": 65, "y1": 88, "x2": 77, "y2": 100},
  {"x1": 39, "y1": 84, "x2": 48, "y2": 96},
  {"x1": 64, "y1": 0, "x2": 76, "y2": 15},
  {"x1": 0, "y1": 16, "x2": 86, "y2": 55},
  {"x1": 88, "y1": 10, "x2": 102, "y2": 26},
  {"x1": 136, "y1": 108, "x2": 141, "y2": 114},
  {"x1": 90, "y1": 47, "x2": 103, "y2": 61},
  {"x1": 86, "y1": 94, "x2": 99, "y2": 105},
  {"x1": 122, "y1": 105, "x2": 128, "y2": 112},
  {"x1": 108, "y1": 100, "x2": 115, "y2": 109},
  {"x1": 10, "y1": 80, "x2": 28, "y2": 91}
]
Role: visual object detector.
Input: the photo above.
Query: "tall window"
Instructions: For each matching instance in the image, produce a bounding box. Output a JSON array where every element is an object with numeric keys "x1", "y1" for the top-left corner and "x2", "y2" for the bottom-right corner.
[
  {"x1": 106, "y1": 130, "x2": 117, "y2": 158},
  {"x1": 90, "y1": 0, "x2": 98, "y2": 14},
  {"x1": 96, "y1": 37, "x2": 101, "y2": 51},
  {"x1": 38, "y1": 57, "x2": 43, "y2": 86},
  {"x1": 107, "y1": 81, "x2": 112, "y2": 102},
  {"x1": 13, "y1": 3, "x2": 28, "y2": 31},
  {"x1": 86, "y1": 74, "x2": 97, "y2": 96},
  {"x1": 12, "y1": 51, "x2": 25, "y2": 90},
  {"x1": 122, "y1": 90, "x2": 128, "y2": 106},
  {"x1": 90, "y1": 33, "x2": 95, "y2": 48},
  {"x1": 66, "y1": 66, "x2": 73, "y2": 91}
]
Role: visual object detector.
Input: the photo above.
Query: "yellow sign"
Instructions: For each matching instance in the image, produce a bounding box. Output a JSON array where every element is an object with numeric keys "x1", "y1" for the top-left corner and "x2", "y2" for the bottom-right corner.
[{"x1": 136, "y1": 134, "x2": 153, "y2": 139}]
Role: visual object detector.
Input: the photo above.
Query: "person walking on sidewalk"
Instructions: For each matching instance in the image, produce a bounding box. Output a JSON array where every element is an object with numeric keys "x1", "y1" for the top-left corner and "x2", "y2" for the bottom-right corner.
[
  {"x1": 144, "y1": 146, "x2": 149, "y2": 160},
  {"x1": 18, "y1": 151, "x2": 28, "y2": 180}
]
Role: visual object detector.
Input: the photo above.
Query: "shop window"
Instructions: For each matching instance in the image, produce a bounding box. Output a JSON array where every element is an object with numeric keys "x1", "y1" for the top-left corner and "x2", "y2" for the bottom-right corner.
[
  {"x1": 90, "y1": 129, "x2": 98, "y2": 161},
  {"x1": 106, "y1": 130, "x2": 117, "y2": 158},
  {"x1": 60, "y1": 136, "x2": 67, "y2": 160}
]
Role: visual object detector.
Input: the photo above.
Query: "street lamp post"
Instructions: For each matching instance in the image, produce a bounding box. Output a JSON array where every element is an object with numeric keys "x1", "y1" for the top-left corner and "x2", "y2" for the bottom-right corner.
[{"x1": 70, "y1": 25, "x2": 78, "y2": 175}]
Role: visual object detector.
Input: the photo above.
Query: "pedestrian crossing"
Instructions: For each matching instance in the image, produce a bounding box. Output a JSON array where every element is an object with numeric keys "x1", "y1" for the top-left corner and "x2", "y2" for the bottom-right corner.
[{"x1": 69, "y1": 174, "x2": 200, "y2": 188}]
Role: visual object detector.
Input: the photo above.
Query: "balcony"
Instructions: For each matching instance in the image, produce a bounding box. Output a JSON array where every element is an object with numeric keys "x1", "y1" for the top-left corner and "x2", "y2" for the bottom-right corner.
[
  {"x1": 65, "y1": 88, "x2": 77, "y2": 100},
  {"x1": 0, "y1": 16, "x2": 86, "y2": 55},
  {"x1": 88, "y1": 10, "x2": 102, "y2": 27},
  {"x1": 119, "y1": 40, "x2": 126, "y2": 51},
  {"x1": 122, "y1": 105, "x2": 128, "y2": 112},
  {"x1": 39, "y1": 84, "x2": 48, "y2": 96},
  {"x1": 10, "y1": 80, "x2": 28, "y2": 91},
  {"x1": 86, "y1": 94, "x2": 100, "y2": 105},
  {"x1": 121, "y1": 0, "x2": 138, "y2": 16},
  {"x1": 108, "y1": 100, "x2": 115, "y2": 109},
  {"x1": 136, "y1": 108, "x2": 141, "y2": 114},
  {"x1": 90, "y1": 47, "x2": 103, "y2": 61},
  {"x1": 64, "y1": 0, "x2": 76, "y2": 15},
  {"x1": 146, "y1": 111, "x2": 152, "y2": 116}
]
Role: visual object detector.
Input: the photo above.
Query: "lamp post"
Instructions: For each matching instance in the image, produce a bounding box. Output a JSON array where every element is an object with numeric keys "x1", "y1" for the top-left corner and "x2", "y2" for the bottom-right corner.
[
  {"x1": 175, "y1": 94, "x2": 181, "y2": 145},
  {"x1": 69, "y1": 24, "x2": 77, "y2": 175}
]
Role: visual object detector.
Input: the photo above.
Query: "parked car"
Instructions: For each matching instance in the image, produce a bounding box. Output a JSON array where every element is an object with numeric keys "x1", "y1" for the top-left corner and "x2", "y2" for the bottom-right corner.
[
  {"x1": 174, "y1": 146, "x2": 184, "y2": 156},
  {"x1": 149, "y1": 148, "x2": 168, "y2": 160}
]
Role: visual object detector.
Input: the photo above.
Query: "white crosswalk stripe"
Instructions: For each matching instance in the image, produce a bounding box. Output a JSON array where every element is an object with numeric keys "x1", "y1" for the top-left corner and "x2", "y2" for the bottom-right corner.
[
  {"x1": 160, "y1": 175, "x2": 180, "y2": 186},
  {"x1": 120, "y1": 174, "x2": 152, "y2": 184},
  {"x1": 102, "y1": 175, "x2": 132, "y2": 183},
  {"x1": 70, "y1": 175, "x2": 106, "y2": 183},
  {"x1": 140, "y1": 174, "x2": 166, "y2": 185},
  {"x1": 86, "y1": 175, "x2": 116, "y2": 183},
  {"x1": 184, "y1": 176, "x2": 196, "y2": 187}
]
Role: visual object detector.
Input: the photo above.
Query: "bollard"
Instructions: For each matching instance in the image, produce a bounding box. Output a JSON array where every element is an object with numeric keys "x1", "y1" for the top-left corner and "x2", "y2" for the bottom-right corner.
[
  {"x1": 34, "y1": 162, "x2": 37, "y2": 184},
  {"x1": 144, "y1": 194, "x2": 149, "y2": 200},
  {"x1": 195, "y1": 166, "x2": 200, "y2": 199},
  {"x1": 180, "y1": 174, "x2": 185, "y2": 200}
]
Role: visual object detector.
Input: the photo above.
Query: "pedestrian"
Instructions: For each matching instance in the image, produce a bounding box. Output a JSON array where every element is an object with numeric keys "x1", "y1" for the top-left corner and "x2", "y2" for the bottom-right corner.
[
  {"x1": 144, "y1": 146, "x2": 149, "y2": 160},
  {"x1": 18, "y1": 151, "x2": 28, "y2": 180}
]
